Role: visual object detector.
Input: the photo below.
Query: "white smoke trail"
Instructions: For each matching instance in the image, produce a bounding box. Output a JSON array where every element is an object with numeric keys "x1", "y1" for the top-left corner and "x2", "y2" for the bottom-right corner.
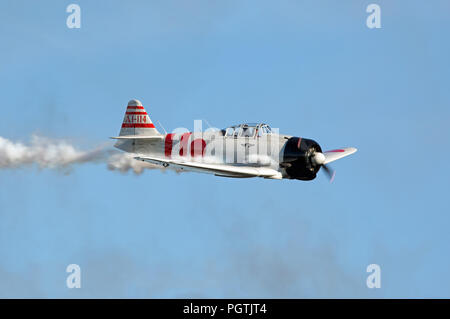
[
  {"x1": 106, "y1": 152, "x2": 161, "y2": 175},
  {"x1": 0, "y1": 135, "x2": 160, "y2": 175}
]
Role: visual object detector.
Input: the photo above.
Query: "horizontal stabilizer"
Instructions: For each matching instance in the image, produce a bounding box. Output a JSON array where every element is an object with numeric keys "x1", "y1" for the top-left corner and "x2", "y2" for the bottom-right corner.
[{"x1": 110, "y1": 136, "x2": 164, "y2": 140}]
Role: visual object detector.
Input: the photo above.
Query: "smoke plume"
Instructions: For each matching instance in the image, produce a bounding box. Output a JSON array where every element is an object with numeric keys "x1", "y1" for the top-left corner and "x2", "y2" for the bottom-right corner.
[
  {"x1": 0, "y1": 135, "x2": 160, "y2": 174},
  {"x1": 106, "y1": 152, "x2": 161, "y2": 174}
]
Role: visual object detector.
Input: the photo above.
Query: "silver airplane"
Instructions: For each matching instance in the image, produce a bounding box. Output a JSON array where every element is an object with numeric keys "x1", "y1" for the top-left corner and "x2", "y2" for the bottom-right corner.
[{"x1": 112, "y1": 99, "x2": 357, "y2": 181}]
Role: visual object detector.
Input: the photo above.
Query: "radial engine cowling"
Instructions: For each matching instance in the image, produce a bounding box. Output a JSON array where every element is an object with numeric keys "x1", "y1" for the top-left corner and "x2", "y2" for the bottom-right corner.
[{"x1": 282, "y1": 137, "x2": 323, "y2": 180}]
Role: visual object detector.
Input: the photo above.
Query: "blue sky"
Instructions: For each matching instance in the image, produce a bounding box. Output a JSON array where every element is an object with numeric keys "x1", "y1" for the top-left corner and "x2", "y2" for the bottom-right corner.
[{"x1": 0, "y1": 0, "x2": 449, "y2": 298}]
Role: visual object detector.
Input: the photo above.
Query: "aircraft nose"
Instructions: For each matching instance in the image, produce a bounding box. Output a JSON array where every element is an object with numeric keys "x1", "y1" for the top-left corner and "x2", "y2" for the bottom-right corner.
[{"x1": 311, "y1": 152, "x2": 325, "y2": 165}]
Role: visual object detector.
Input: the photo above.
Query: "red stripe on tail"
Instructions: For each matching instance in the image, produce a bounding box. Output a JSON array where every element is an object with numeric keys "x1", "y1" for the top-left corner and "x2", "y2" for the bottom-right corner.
[{"x1": 121, "y1": 123, "x2": 155, "y2": 128}]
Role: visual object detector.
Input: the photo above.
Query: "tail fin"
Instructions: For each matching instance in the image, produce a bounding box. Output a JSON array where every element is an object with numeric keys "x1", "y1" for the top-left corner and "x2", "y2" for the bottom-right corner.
[{"x1": 118, "y1": 99, "x2": 161, "y2": 137}]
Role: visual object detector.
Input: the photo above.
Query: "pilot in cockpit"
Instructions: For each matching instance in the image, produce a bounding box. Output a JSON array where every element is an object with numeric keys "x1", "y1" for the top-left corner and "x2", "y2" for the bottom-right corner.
[
  {"x1": 241, "y1": 126, "x2": 249, "y2": 137},
  {"x1": 241, "y1": 125, "x2": 254, "y2": 137}
]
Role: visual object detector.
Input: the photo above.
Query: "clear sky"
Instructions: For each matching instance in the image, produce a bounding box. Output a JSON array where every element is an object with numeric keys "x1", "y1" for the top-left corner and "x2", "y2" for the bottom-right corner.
[{"x1": 0, "y1": 0, "x2": 449, "y2": 298}]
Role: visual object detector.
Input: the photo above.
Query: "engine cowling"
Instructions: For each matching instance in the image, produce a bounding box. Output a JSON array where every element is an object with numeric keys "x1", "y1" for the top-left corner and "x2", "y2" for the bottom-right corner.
[{"x1": 282, "y1": 137, "x2": 322, "y2": 180}]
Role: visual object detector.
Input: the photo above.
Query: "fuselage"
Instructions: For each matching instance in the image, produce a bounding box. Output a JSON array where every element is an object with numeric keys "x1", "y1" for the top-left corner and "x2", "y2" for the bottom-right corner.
[{"x1": 115, "y1": 127, "x2": 322, "y2": 180}]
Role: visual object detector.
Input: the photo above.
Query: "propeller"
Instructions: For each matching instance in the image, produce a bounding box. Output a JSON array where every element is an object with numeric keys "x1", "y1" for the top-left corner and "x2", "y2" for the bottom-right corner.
[
  {"x1": 311, "y1": 151, "x2": 335, "y2": 183},
  {"x1": 321, "y1": 163, "x2": 336, "y2": 183}
]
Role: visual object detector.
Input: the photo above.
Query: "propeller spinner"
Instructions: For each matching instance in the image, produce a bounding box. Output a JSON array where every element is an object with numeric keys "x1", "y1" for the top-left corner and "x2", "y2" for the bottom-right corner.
[{"x1": 310, "y1": 150, "x2": 335, "y2": 182}]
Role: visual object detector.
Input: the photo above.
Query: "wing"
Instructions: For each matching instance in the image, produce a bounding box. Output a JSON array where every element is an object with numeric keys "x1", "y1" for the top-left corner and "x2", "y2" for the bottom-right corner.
[
  {"x1": 323, "y1": 147, "x2": 357, "y2": 164},
  {"x1": 135, "y1": 156, "x2": 282, "y2": 179}
]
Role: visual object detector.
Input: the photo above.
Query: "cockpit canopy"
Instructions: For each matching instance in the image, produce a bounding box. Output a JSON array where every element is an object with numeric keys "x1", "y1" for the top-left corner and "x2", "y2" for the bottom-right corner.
[{"x1": 223, "y1": 123, "x2": 272, "y2": 138}]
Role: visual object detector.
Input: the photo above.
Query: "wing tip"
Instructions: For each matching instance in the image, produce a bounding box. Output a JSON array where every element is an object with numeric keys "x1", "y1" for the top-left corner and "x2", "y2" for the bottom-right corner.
[{"x1": 324, "y1": 147, "x2": 357, "y2": 154}]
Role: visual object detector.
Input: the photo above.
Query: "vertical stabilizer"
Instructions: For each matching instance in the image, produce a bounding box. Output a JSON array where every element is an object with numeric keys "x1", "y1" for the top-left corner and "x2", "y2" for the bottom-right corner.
[{"x1": 119, "y1": 99, "x2": 160, "y2": 137}]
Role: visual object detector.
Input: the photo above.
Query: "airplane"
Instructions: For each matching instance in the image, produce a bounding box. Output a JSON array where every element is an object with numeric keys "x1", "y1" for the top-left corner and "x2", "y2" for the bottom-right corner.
[{"x1": 112, "y1": 99, "x2": 357, "y2": 181}]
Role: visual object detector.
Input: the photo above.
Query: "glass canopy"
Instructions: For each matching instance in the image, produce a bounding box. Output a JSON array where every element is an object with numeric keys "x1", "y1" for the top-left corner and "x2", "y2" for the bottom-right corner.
[{"x1": 223, "y1": 123, "x2": 272, "y2": 138}]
